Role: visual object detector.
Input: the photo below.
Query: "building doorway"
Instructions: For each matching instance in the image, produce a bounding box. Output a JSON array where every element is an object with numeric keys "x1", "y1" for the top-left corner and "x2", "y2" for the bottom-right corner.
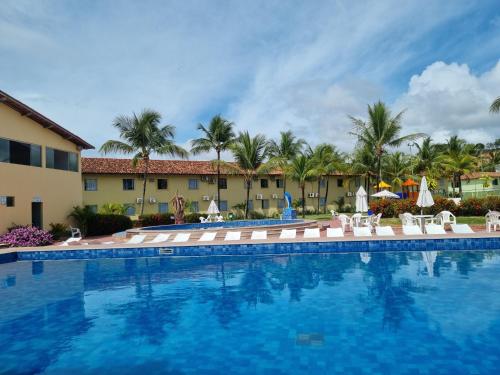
[{"x1": 31, "y1": 202, "x2": 43, "y2": 228}]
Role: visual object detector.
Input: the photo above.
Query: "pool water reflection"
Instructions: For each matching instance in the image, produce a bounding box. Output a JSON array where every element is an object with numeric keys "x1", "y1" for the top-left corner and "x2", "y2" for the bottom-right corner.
[{"x1": 1, "y1": 250, "x2": 500, "y2": 374}]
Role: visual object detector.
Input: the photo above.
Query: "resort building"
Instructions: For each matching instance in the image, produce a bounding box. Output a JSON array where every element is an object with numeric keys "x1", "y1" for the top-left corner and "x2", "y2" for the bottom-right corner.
[
  {"x1": 458, "y1": 172, "x2": 500, "y2": 198},
  {"x1": 82, "y1": 157, "x2": 364, "y2": 216},
  {"x1": 0, "y1": 90, "x2": 93, "y2": 233}
]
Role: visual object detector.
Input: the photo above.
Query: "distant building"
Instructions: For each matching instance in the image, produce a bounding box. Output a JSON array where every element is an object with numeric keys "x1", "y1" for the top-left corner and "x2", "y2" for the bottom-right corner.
[
  {"x1": 82, "y1": 157, "x2": 364, "y2": 217},
  {"x1": 458, "y1": 172, "x2": 500, "y2": 198},
  {"x1": 0, "y1": 90, "x2": 93, "y2": 233}
]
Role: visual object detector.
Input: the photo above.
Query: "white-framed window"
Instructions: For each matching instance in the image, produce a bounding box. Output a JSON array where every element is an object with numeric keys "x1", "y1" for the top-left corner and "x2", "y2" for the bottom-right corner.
[
  {"x1": 158, "y1": 202, "x2": 169, "y2": 213},
  {"x1": 84, "y1": 179, "x2": 97, "y2": 191},
  {"x1": 123, "y1": 179, "x2": 135, "y2": 190},
  {"x1": 188, "y1": 179, "x2": 199, "y2": 190}
]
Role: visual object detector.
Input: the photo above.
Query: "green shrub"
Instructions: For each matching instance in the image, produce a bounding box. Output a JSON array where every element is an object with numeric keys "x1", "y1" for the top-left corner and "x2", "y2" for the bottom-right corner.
[
  {"x1": 184, "y1": 213, "x2": 205, "y2": 223},
  {"x1": 248, "y1": 210, "x2": 266, "y2": 219},
  {"x1": 49, "y1": 223, "x2": 70, "y2": 240},
  {"x1": 86, "y1": 214, "x2": 132, "y2": 236},
  {"x1": 138, "y1": 213, "x2": 175, "y2": 227},
  {"x1": 429, "y1": 196, "x2": 459, "y2": 215}
]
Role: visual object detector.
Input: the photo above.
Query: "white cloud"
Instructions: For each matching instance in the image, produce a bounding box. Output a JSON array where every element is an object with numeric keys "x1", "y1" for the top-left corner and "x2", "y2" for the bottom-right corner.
[{"x1": 395, "y1": 60, "x2": 500, "y2": 144}]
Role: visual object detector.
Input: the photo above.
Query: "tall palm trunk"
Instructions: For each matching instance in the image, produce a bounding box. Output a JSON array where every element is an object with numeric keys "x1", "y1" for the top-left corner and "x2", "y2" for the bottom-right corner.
[
  {"x1": 376, "y1": 155, "x2": 382, "y2": 192},
  {"x1": 245, "y1": 180, "x2": 250, "y2": 219},
  {"x1": 140, "y1": 157, "x2": 150, "y2": 216},
  {"x1": 216, "y1": 149, "x2": 221, "y2": 208},
  {"x1": 323, "y1": 178, "x2": 329, "y2": 214},
  {"x1": 301, "y1": 185, "x2": 305, "y2": 218},
  {"x1": 317, "y1": 178, "x2": 321, "y2": 213},
  {"x1": 367, "y1": 174, "x2": 371, "y2": 203},
  {"x1": 283, "y1": 176, "x2": 286, "y2": 198}
]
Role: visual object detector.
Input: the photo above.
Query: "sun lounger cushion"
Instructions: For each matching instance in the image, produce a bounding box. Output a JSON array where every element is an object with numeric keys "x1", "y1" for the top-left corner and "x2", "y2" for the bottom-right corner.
[
  {"x1": 172, "y1": 233, "x2": 191, "y2": 242},
  {"x1": 147, "y1": 234, "x2": 171, "y2": 243},
  {"x1": 251, "y1": 230, "x2": 267, "y2": 240},
  {"x1": 375, "y1": 226, "x2": 395, "y2": 236},
  {"x1": 199, "y1": 232, "x2": 217, "y2": 242},
  {"x1": 279, "y1": 229, "x2": 296, "y2": 239},
  {"x1": 224, "y1": 231, "x2": 241, "y2": 241},
  {"x1": 450, "y1": 224, "x2": 474, "y2": 234},
  {"x1": 127, "y1": 234, "x2": 146, "y2": 244},
  {"x1": 303, "y1": 228, "x2": 320, "y2": 238},
  {"x1": 402, "y1": 225, "x2": 423, "y2": 235},
  {"x1": 326, "y1": 228, "x2": 344, "y2": 237},
  {"x1": 353, "y1": 227, "x2": 372, "y2": 237},
  {"x1": 425, "y1": 224, "x2": 446, "y2": 235}
]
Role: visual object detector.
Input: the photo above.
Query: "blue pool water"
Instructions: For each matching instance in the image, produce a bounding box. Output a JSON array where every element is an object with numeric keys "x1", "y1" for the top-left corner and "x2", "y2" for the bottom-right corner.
[
  {"x1": 142, "y1": 218, "x2": 303, "y2": 231},
  {"x1": 1, "y1": 250, "x2": 500, "y2": 374}
]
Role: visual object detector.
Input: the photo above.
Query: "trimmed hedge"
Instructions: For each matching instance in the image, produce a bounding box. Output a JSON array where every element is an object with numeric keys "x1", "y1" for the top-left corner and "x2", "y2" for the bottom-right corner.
[
  {"x1": 87, "y1": 214, "x2": 133, "y2": 236},
  {"x1": 138, "y1": 213, "x2": 175, "y2": 227},
  {"x1": 369, "y1": 196, "x2": 500, "y2": 218}
]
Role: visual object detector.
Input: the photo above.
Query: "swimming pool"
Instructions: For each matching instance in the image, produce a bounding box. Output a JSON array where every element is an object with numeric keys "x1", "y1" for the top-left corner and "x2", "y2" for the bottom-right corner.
[
  {"x1": 140, "y1": 218, "x2": 303, "y2": 231},
  {"x1": 1, "y1": 250, "x2": 499, "y2": 374}
]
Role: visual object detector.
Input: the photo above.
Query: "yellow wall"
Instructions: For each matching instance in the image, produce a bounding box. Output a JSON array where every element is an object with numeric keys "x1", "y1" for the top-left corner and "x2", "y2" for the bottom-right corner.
[
  {"x1": 82, "y1": 172, "x2": 364, "y2": 216},
  {"x1": 0, "y1": 103, "x2": 83, "y2": 233}
]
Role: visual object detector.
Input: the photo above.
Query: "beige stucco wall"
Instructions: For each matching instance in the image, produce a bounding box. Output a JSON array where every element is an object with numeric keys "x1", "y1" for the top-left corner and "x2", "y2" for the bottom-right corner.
[
  {"x1": 82, "y1": 172, "x2": 363, "y2": 216},
  {"x1": 0, "y1": 103, "x2": 83, "y2": 233}
]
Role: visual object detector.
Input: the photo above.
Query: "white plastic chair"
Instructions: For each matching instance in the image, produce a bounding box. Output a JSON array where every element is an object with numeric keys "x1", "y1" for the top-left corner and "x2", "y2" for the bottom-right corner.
[
  {"x1": 338, "y1": 214, "x2": 351, "y2": 232},
  {"x1": 353, "y1": 227, "x2": 372, "y2": 237},
  {"x1": 303, "y1": 228, "x2": 320, "y2": 238},
  {"x1": 326, "y1": 228, "x2": 344, "y2": 238},
  {"x1": 485, "y1": 211, "x2": 500, "y2": 232},
  {"x1": 426, "y1": 211, "x2": 456, "y2": 227},
  {"x1": 350, "y1": 213, "x2": 363, "y2": 228},
  {"x1": 425, "y1": 223, "x2": 446, "y2": 235},
  {"x1": 172, "y1": 233, "x2": 191, "y2": 242},
  {"x1": 146, "y1": 233, "x2": 171, "y2": 243},
  {"x1": 126, "y1": 234, "x2": 147, "y2": 244},
  {"x1": 199, "y1": 232, "x2": 217, "y2": 242},
  {"x1": 216, "y1": 215, "x2": 225, "y2": 222},
  {"x1": 199, "y1": 217, "x2": 207, "y2": 223},
  {"x1": 375, "y1": 226, "x2": 395, "y2": 236},
  {"x1": 400, "y1": 213, "x2": 418, "y2": 226},
  {"x1": 251, "y1": 230, "x2": 267, "y2": 240},
  {"x1": 330, "y1": 210, "x2": 338, "y2": 218},
  {"x1": 70, "y1": 227, "x2": 82, "y2": 238},
  {"x1": 224, "y1": 231, "x2": 241, "y2": 241},
  {"x1": 402, "y1": 224, "x2": 423, "y2": 235},
  {"x1": 279, "y1": 229, "x2": 296, "y2": 239}
]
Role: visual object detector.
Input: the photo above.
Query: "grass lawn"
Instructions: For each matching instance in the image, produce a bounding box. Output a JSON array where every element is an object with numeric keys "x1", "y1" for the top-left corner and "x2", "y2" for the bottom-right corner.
[{"x1": 304, "y1": 213, "x2": 485, "y2": 225}]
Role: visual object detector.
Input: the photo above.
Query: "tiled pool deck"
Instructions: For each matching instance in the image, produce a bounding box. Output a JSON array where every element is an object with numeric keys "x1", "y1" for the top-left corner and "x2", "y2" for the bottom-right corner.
[{"x1": 2, "y1": 228, "x2": 500, "y2": 262}]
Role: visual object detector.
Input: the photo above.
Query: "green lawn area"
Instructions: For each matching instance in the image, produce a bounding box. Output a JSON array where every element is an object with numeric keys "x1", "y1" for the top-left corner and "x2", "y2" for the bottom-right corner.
[{"x1": 304, "y1": 213, "x2": 485, "y2": 225}]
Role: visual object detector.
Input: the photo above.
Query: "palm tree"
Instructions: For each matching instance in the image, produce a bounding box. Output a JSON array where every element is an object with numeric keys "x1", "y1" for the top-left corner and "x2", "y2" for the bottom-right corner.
[
  {"x1": 267, "y1": 131, "x2": 306, "y2": 197},
  {"x1": 100, "y1": 109, "x2": 188, "y2": 216},
  {"x1": 308, "y1": 144, "x2": 344, "y2": 213},
  {"x1": 350, "y1": 101, "x2": 425, "y2": 191},
  {"x1": 289, "y1": 154, "x2": 315, "y2": 218},
  {"x1": 438, "y1": 136, "x2": 478, "y2": 196},
  {"x1": 382, "y1": 152, "x2": 410, "y2": 191},
  {"x1": 190, "y1": 115, "x2": 235, "y2": 208},
  {"x1": 229, "y1": 132, "x2": 268, "y2": 218},
  {"x1": 413, "y1": 137, "x2": 440, "y2": 175},
  {"x1": 490, "y1": 96, "x2": 500, "y2": 113},
  {"x1": 351, "y1": 144, "x2": 377, "y2": 201}
]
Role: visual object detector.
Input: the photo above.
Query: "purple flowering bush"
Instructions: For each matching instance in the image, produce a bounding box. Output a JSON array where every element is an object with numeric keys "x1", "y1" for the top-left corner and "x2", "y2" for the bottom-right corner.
[{"x1": 0, "y1": 226, "x2": 53, "y2": 247}]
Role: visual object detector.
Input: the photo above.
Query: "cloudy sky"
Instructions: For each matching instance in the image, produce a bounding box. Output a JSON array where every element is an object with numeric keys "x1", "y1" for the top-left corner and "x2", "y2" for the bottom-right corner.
[{"x1": 1, "y1": 0, "x2": 499, "y2": 159}]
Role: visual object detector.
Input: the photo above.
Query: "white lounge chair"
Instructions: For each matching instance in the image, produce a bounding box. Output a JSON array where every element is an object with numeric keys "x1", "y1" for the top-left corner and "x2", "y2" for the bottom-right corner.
[
  {"x1": 451, "y1": 224, "x2": 474, "y2": 234},
  {"x1": 251, "y1": 230, "x2": 267, "y2": 240},
  {"x1": 326, "y1": 228, "x2": 344, "y2": 238},
  {"x1": 199, "y1": 232, "x2": 217, "y2": 242},
  {"x1": 425, "y1": 223, "x2": 446, "y2": 235},
  {"x1": 400, "y1": 213, "x2": 418, "y2": 226},
  {"x1": 224, "y1": 231, "x2": 241, "y2": 241},
  {"x1": 353, "y1": 227, "x2": 371, "y2": 237},
  {"x1": 402, "y1": 224, "x2": 423, "y2": 235},
  {"x1": 279, "y1": 229, "x2": 296, "y2": 239},
  {"x1": 146, "y1": 233, "x2": 171, "y2": 244},
  {"x1": 199, "y1": 216, "x2": 207, "y2": 223},
  {"x1": 60, "y1": 237, "x2": 82, "y2": 246},
  {"x1": 375, "y1": 226, "x2": 395, "y2": 236},
  {"x1": 172, "y1": 233, "x2": 191, "y2": 242},
  {"x1": 303, "y1": 228, "x2": 320, "y2": 238},
  {"x1": 126, "y1": 234, "x2": 147, "y2": 244}
]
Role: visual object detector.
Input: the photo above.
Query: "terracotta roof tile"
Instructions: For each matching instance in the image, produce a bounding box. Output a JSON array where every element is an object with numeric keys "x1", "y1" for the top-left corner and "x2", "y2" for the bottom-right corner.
[{"x1": 461, "y1": 172, "x2": 500, "y2": 180}]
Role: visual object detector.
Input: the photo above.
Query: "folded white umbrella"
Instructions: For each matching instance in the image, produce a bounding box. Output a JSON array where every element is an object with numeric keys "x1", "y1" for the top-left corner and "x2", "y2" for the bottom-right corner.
[
  {"x1": 371, "y1": 190, "x2": 400, "y2": 199},
  {"x1": 355, "y1": 186, "x2": 368, "y2": 213},
  {"x1": 416, "y1": 176, "x2": 434, "y2": 214},
  {"x1": 207, "y1": 200, "x2": 220, "y2": 214}
]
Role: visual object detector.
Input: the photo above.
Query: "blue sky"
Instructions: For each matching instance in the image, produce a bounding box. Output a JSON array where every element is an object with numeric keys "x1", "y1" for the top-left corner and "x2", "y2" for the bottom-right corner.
[{"x1": 1, "y1": 0, "x2": 499, "y2": 158}]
